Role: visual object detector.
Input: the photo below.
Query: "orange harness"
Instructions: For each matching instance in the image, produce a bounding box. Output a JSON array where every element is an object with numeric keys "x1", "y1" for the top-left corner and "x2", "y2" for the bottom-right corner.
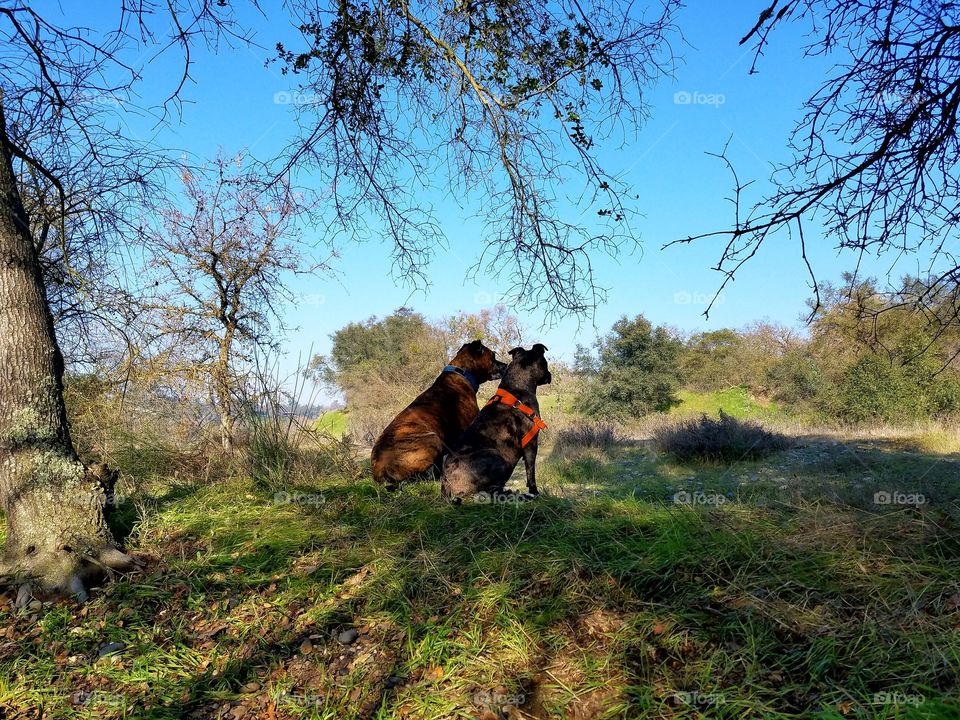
[{"x1": 485, "y1": 388, "x2": 548, "y2": 448}]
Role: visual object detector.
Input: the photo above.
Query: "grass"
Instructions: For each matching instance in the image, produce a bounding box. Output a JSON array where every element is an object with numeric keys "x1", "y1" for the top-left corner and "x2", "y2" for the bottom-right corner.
[
  {"x1": 671, "y1": 387, "x2": 785, "y2": 421},
  {"x1": 314, "y1": 410, "x2": 348, "y2": 438},
  {"x1": 906, "y1": 427, "x2": 960, "y2": 455},
  {"x1": 2, "y1": 427, "x2": 960, "y2": 719}
]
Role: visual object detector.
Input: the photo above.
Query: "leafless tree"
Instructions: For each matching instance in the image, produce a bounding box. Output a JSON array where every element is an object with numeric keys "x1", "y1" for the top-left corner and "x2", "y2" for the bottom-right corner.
[
  {"x1": 669, "y1": 1, "x2": 960, "y2": 322},
  {"x1": 144, "y1": 156, "x2": 333, "y2": 453},
  {"x1": 11, "y1": 93, "x2": 164, "y2": 367}
]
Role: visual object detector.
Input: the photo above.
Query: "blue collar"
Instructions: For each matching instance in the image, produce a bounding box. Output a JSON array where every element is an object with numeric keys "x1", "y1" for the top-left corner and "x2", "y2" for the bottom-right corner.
[{"x1": 443, "y1": 365, "x2": 480, "y2": 392}]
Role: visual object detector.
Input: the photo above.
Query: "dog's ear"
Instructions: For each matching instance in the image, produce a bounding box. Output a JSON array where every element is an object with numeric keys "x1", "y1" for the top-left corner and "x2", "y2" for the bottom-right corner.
[
  {"x1": 531, "y1": 343, "x2": 548, "y2": 355},
  {"x1": 468, "y1": 339, "x2": 484, "y2": 357},
  {"x1": 509, "y1": 346, "x2": 525, "y2": 359}
]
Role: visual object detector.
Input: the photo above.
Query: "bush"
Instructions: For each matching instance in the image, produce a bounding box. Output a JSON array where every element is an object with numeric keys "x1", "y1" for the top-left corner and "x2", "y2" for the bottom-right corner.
[
  {"x1": 554, "y1": 421, "x2": 622, "y2": 453},
  {"x1": 653, "y1": 412, "x2": 792, "y2": 462},
  {"x1": 827, "y1": 355, "x2": 920, "y2": 424},
  {"x1": 767, "y1": 351, "x2": 823, "y2": 406},
  {"x1": 931, "y1": 375, "x2": 960, "y2": 419},
  {"x1": 574, "y1": 315, "x2": 684, "y2": 420}
]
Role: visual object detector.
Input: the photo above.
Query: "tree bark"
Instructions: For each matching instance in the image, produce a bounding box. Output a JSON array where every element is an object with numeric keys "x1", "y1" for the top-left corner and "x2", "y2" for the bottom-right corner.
[
  {"x1": 0, "y1": 96, "x2": 131, "y2": 600},
  {"x1": 213, "y1": 323, "x2": 237, "y2": 454}
]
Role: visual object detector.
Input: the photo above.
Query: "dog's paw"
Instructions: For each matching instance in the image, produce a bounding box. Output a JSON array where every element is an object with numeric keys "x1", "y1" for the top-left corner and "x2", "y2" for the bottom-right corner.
[{"x1": 517, "y1": 492, "x2": 540, "y2": 502}]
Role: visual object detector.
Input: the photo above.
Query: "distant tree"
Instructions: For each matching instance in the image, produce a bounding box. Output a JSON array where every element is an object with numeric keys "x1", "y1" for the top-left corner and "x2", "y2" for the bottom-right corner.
[
  {"x1": 794, "y1": 276, "x2": 960, "y2": 420},
  {"x1": 314, "y1": 306, "x2": 523, "y2": 440},
  {"x1": 574, "y1": 315, "x2": 683, "y2": 419},
  {"x1": 315, "y1": 308, "x2": 442, "y2": 390},
  {"x1": 441, "y1": 305, "x2": 524, "y2": 360},
  {"x1": 681, "y1": 329, "x2": 743, "y2": 391},
  {"x1": 672, "y1": 1, "x2": 960, "y2": 321},
  {"x1": 145, "y1": 158, "x2": 330, "y2": 453}
]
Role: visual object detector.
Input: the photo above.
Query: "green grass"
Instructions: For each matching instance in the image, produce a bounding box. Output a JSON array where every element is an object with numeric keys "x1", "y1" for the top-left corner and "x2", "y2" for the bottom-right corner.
[
  {"x1": 538, "y1": 394, "x2": 576, "y2": 414},
  {"x1": 314, "y1": 410, "x2": 348, "y2": 437},
  {"x1": 1, "y1": 433, "x2": 960, "y2": 719},
  {"x1": 671, "y1": 386, "x2": 785, "y2": 421}
]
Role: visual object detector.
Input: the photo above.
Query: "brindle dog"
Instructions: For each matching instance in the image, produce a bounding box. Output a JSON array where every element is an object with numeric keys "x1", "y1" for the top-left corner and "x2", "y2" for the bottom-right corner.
[
  {"x1": 441, "y1": 344, "x2": 551, "y2": 500},
  {"x1": 371, "y1": 340, "x2": 506, "y2": 489}
]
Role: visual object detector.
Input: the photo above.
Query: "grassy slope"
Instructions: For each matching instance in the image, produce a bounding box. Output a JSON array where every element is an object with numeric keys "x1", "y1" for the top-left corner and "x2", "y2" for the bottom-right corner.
[
  {"x1": 670, "y1": 387, "x2": 784, "y2": 421},
  {"x1": 1, "y1": 433, "x2": 959, "y2": 719},
  {"x1": 314, "y1": 410, "x2": 348, "y2": 438}
]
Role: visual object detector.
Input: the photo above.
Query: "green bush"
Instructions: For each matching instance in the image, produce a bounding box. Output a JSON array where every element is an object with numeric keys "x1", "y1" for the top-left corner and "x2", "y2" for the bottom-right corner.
[
  {"x1": 767, "y1": 351, "x2": 822, "y2": 406},
  {"x1": 827, "y1": 356, "x2": 919, "y2": 424},
  {"x1": 931, "y1": 375, "x2": 960, "y2": 419},
  {"x1": 574, "y1": 315, "x2": 683, "y2": 420}
]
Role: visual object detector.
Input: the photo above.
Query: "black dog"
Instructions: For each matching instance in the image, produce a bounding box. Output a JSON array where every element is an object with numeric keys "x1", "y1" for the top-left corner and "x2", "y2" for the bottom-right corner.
[{"x1": 440, "y1": 344, "x2": 551, "y2": 500}]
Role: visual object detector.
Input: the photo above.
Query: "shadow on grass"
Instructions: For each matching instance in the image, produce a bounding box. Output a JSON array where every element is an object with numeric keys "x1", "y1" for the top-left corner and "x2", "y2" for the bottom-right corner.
[
  {"x1": 5, "y1": 437, "x2": 960, "y2": 719},
  {"x1": 130, "y1": 464, "x2": 959, "y2": 717}
]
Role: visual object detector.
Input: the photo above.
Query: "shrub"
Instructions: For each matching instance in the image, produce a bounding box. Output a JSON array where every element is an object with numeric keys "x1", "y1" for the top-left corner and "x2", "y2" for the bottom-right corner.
[
  {"x1": 827, "y1": 355, "x2": 920, "y2": 424},
  {"x1": 767, "y1": 351, "x2": 823, "y2": 406},
  {"x1": 653, "y1": 412, "x2": 792, "y2": 462},
  {"x1": 574, "y1": 315, "x2": 684, "y2": 420},
  {"x1": 931, "y1": 375, "x2": 960, "y2": 419},
  {"x1": 554, "y1": 421, "x2": 622, "y2": 453}
]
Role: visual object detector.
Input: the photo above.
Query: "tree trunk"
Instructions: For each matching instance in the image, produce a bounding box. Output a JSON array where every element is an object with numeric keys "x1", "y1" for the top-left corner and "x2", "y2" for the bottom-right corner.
[
  {"x1": 213, "y1": 325, "x2": 237, "y2": 454},
  {"x1": 0, "y1": 97, "x2": 131, "y2": 601},
  {"x1": 220, "y1": 412, "x2": 236, "y2": 454}
]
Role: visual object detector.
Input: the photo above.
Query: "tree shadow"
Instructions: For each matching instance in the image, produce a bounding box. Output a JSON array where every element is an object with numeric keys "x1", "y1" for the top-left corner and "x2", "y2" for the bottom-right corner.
[{"x1": 12, "y1": 437, "x2": 960, "y2": 719}]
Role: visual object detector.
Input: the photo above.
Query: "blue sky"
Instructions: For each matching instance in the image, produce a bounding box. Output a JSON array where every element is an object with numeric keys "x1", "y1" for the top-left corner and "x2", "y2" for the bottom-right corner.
[{"x1": 67, "y1": 1, "x2": 908, "y2": 370}]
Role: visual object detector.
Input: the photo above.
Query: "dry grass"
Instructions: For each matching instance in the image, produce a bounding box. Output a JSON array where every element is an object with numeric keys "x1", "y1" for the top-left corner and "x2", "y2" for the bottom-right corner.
[{"x1": 552, "y1": 421, "x2": 623, "y2": 454}]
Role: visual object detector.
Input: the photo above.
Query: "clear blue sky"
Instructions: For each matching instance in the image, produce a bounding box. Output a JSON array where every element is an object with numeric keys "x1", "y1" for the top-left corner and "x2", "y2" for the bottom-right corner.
[{"x1": 66, "y1": 1, "x2": 909, "y2": 370}]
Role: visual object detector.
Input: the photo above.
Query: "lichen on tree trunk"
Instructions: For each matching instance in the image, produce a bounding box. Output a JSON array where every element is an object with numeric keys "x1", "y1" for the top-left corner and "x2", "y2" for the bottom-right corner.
[{"x1": 0, "y1": 96, "x2": 131, "y2": 599}]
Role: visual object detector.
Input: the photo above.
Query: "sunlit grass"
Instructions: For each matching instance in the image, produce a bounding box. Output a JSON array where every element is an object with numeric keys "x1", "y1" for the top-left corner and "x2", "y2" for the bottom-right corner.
[
  {"x1": 1, "y1": 430, "x2": 959, "y2": 718},
  {"x1": 671, "y1": 386, "x2": 785, "y2": 420},
  {"x1": 314, "y1": 410, "x2": 348, "y2": 438}
]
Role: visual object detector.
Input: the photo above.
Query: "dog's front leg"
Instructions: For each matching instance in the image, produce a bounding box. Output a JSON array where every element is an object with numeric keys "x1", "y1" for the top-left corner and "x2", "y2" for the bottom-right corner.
[{"x1": 522, "y1": 438, "x2": 539, "y2": 496}]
